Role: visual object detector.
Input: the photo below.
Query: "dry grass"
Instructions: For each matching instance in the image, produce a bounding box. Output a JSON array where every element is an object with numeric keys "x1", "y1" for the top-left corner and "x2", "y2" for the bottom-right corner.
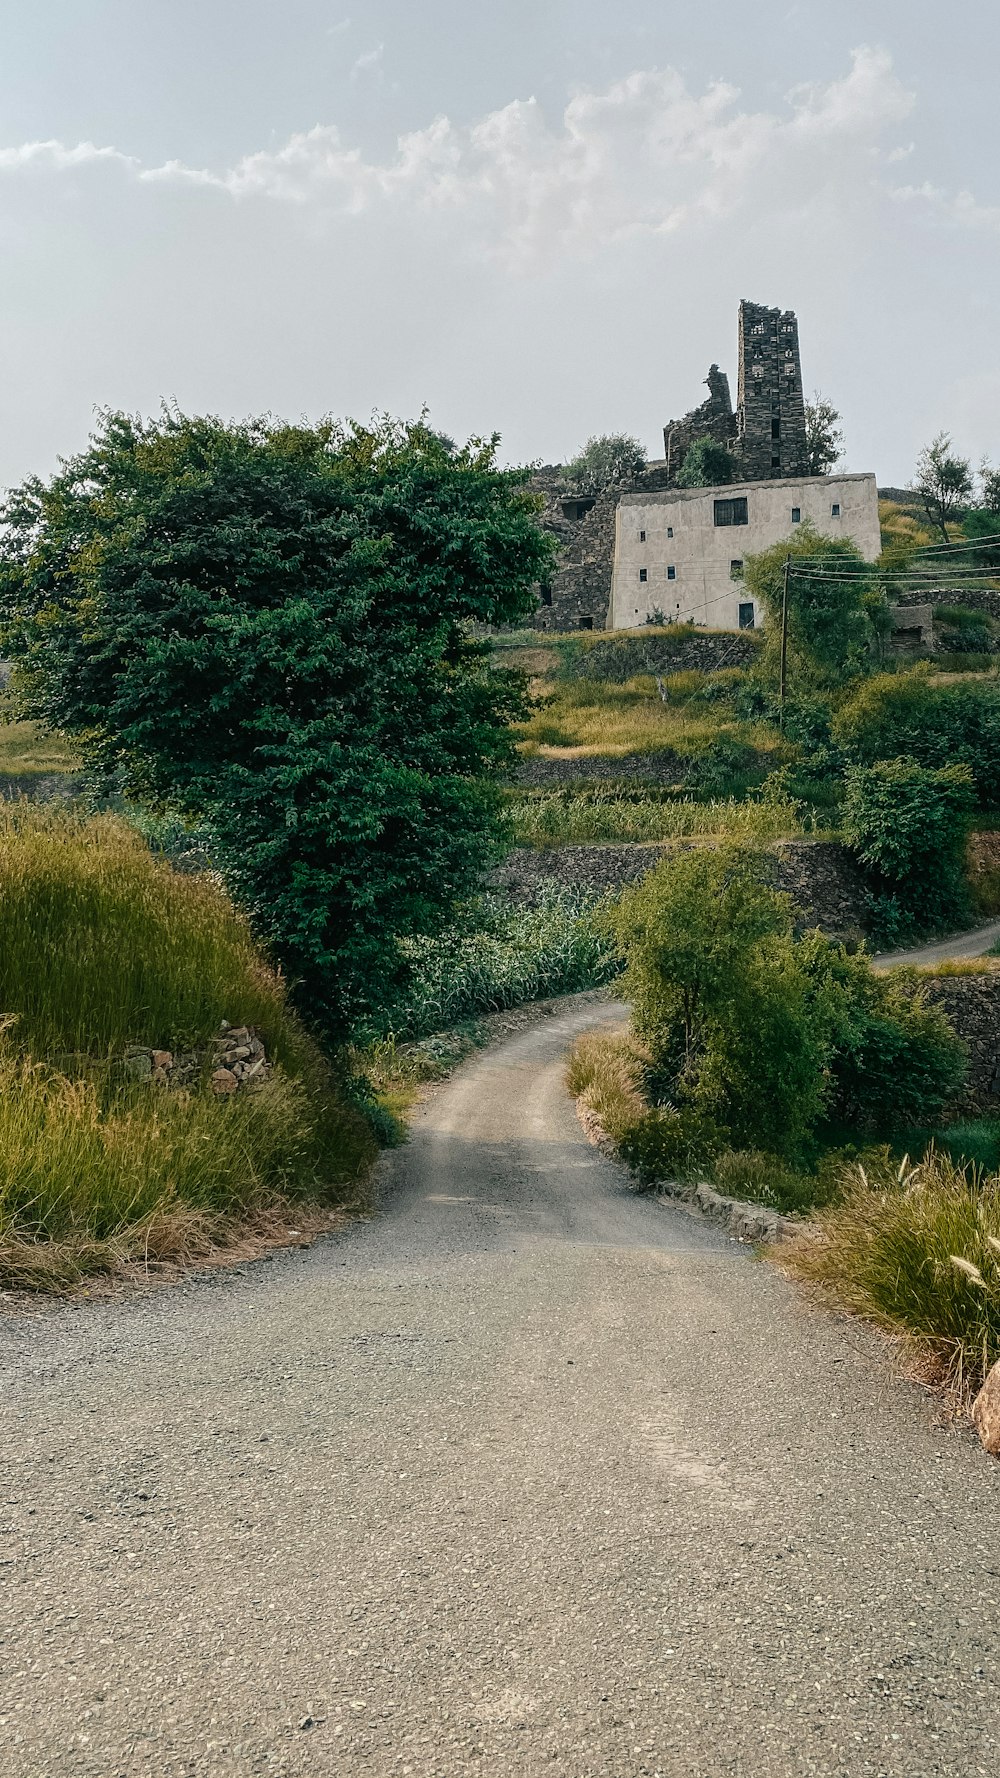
[
  {"x1": 0, "y1": 721, "x2": 81, "y2": 777},
  {"x1": 781, "y1": 1149, "x2": 1000, "y2": 1402},
  {"x1": 516, "y1": 676, "x2": 777, "y2": 759},
  {"x1": 0, "y1": 1198, "x2": 358, "y2": 1297},
  {"x1": 510, "y1": 792, "x2": 807, "y2": 848}
]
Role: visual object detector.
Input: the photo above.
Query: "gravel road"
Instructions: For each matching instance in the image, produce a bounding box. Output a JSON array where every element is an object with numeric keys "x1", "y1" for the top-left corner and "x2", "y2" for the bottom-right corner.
[{"x1": 3, "y1": 994, "x2": 1000, "y2": 1778}]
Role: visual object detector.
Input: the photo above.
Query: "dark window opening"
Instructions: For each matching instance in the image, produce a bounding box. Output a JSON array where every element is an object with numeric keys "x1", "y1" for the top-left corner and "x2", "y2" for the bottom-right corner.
[
  {"x1": 561, "y1": 496, "x2": 596, "y2": 522},
  {"x1": 739, "y1": 602, "x2": 755, "y2": 630},
  {"x1": 639, "y1": 529, "x2": 646, "y2": 542},
  {"x1": 714, "y1": 496, "x2": 748, "y2": 527},
  {"x1": 771, "y1": 417, "x2": 781, "y2": 440},
  {"x1": 667, "y1": 525, "x2": 674, "y2": 538},
  {"x1": 831, "y1": 502, "x2": 841, "y2": 517},
  {"x1": 730, "y1": 559, "x2": 744, "y2": 580},
  {"x1": 578, "y1": 615, "x2": 594, "y2": 631},
  {"x1": 791, "y1": 507, "x2": 801, "y2": 524},
  {"x1": 639, "y1": 568, "x2": 648, "y2": 583},
  {"x1": 771, "y1": 455, "x2": 781, "y2": 468},
  {"x1": 667, "y1": 565, "x2": 676, "y2": 581},
  {"x1": 539, "y1": 582, "x2": 552, "y2": 607}
]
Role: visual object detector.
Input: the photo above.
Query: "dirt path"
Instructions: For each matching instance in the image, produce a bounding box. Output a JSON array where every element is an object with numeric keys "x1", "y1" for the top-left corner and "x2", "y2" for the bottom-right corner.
[
  {"x1": 873, "y1": 917, "x2": 1000, "y2": 970},
  {"x1": 3, "y1": 995, "x2": 999, "y2": 1777}
]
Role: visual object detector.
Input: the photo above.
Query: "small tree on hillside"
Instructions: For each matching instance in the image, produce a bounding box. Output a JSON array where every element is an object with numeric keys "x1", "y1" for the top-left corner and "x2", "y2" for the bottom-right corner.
[
  {"x1": 912, "y1": 432, "x2": 974, "y2": 541},
  {"x1": 0, "y1": 410, "x2": 554, "y2": 1036},
  {"x1": 565, "y1": 433, "x2": 646, "y2": 493},
  {"x1": 804, "y1": 393, "x2": 845, "y2": 476},
  {"x1": 743, "y1": 525, "x2": 876, "y2": 687},
  {"x1": 676, "y1": 439, "x2": 734, "y2": 488},
  {"x1": 979, "y1": 458, "x2": 1000, "y2": 515}
]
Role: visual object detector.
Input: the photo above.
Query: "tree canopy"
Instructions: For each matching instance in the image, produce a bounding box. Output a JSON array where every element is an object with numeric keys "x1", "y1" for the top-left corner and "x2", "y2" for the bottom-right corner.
[
  {"x1": 675, "y1": 439, "x2": 734, "y2": 488},
  {"x1": 743, "y1": 525, "x2": 880, "y2": 687},
  {"x1": 0, "y1": 410, "x2": 554, "y2": 1035},
  {"x1": 803, "y1": 394, "x2": 845, "y2": 477},
  {"x1": 565, "y1": 433, "x2": 646, "y2": 493},
  {"x1": 912, "y1": 432, "x2": 974, "y2": 541}
]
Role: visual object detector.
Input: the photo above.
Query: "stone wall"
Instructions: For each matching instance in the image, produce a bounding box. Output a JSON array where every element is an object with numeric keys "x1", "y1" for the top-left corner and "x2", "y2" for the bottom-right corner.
[
  {"x1": 894, "y1": 586, "x2": 1000, "y2": 623},
  {"x1": 736, "y1": 301, "x2": 808, "y2": 481},
  {"x1": 124, "y1": 1023, "x2": 271, "y2": 1096},
  {"x1": 568, "y1": 629, "x2": 758, "y2": 682},
  {"x1": 489, "y1": 838, "x2": 873, "y2": 941},
  {"x1": 919, "y1": 973, "x2": 1000, "y2": 1112},
  {"x1": 514, "y1": 749, "x2": 687, "y2": 788}
]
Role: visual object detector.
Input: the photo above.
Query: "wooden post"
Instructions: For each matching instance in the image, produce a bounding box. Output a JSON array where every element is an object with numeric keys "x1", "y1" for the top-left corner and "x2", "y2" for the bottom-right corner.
[{"x1": 779, "y1": 556, "x2": 790, "y2": 729}]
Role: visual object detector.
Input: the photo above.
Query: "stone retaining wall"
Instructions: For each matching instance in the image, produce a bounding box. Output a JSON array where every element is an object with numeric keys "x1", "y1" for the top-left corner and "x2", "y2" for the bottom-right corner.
[
  {"x1": 489, "y1": 838, "x2": 872, "y2": 942},
  {"x1": 514, "y1": 750, "x2": 687, "y2": 788},
  {"x1": 918, "y1": 973, "x2": 1000, "y2": 1112},
  {"x1": 570, "y1": 630, "x2": 758, "y2": 682}
]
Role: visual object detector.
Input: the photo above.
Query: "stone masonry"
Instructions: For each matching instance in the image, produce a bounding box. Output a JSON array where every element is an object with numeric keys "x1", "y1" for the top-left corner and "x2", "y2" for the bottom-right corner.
[{"x1": 539, "y1": 298, "x2": 812, "y2": 632}]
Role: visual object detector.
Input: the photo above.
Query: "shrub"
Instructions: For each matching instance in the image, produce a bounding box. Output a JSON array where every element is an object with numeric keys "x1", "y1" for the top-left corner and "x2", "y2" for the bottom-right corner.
[
  {"x1": 782, "y1": 1149, "x2": 1000, "y2": 1396},
  {"x1": 566, "y1": 1026, "x2": 721, "y2": 1184},
  {"x1": 743, "y1": 527, "x2": 876, "y2": 686},
  {"x1": 834, "y1": 667, "x2": 1000, "y2": 805},
  {"x1": 608, "y1": 846, "x2": 967, "y2": 1161},
  {"x1": 676, "y1": 440, "x2": 733, "y2": 488},
  {"x1": 842, "y1": 756, "x2": 974, "y2": 936}
]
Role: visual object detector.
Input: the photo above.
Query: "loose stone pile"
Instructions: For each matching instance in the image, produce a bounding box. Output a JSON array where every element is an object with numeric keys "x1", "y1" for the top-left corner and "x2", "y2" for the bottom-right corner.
[{"x1": 123, "y1": 1023, "x2": 271, "y2": 1096}]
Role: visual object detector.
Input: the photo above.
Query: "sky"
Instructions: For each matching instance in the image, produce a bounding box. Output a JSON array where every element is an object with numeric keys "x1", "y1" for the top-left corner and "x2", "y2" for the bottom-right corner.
[{"x1": 0, "y1": 1, "x2": 997, "y2": 489}]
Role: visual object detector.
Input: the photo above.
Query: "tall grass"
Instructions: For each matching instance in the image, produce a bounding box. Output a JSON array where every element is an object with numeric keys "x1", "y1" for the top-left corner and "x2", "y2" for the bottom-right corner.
[
  {"x1": 381, "y1": 889, "x2": 619, "y2": 1039},
  {"x1": 0, "y1": 721, "x2": 81, "y2": 777},
  {"x1": 510, "y1": 791, "x2": 807, "y2": 848},
  {"x1": 0, "y1": 805, "x2": 292, "y2": 1058},
  {"x1": 782, "y1": 1150, "x2": 1000, "y2": 1396},
  {"x1": 0, "y1": 806, "x2": 375, "y2": 1288}
]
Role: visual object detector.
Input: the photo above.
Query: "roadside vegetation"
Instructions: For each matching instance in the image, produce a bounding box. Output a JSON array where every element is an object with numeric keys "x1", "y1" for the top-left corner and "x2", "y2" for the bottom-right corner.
[{"x1": 0, "y1": 807, "x2": 374, "y2": 1292}]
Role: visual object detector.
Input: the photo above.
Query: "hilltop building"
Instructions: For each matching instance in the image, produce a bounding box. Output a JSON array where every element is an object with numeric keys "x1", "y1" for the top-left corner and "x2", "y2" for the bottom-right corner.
[
  {"x1": 611, "y1": 473, "x2": 881, "y2": 633},
  {"x1": 535, "y1": 300, "x2": 880, "y2": 632}
]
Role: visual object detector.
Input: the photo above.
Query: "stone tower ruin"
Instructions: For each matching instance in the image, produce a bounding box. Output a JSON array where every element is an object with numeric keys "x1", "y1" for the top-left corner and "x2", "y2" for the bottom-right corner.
[{"x1": 735, "y1": 300, "x2": 808, "y2": 480}]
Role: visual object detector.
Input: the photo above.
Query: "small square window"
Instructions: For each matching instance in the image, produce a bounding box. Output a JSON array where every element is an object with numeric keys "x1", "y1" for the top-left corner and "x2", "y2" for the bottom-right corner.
[
  {"x1": 667, "y1": 566, "x2": 676, "y2": 581},
  {"x1": 578, "y1": 615, "x2": 593, "y2": 631},
  {"x1": 639, "y1": 529, "x2": 646, "y2": 542},
  {"x1": 831, "y1": 502, "x2": 841, "y2": 517},
  {"x1": 771, "y1": 455, "x2": 781, "y2": 468},
  {"x1": 730, "y1": 559, "x2": 743, "y2": 580},
  {"x1": 791, "y1": 507, "x2": 801, "y2": 524},
  {"x1": 667, "y1": 526, "x2": 673, "y2": 538},
  {"x1": 639, "y1": 568, "x2": 647, "y2": 583}
]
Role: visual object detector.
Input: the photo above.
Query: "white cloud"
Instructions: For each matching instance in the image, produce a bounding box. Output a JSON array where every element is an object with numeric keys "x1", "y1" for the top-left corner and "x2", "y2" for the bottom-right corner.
[
  {"x1": 0, "y1": 45, "x2": 930, "y2": 265},
  {"x1": 350, "y1": 43, "x2": 384, "y2": 81},
  {"x1": 0, "y1": 137, "x2": 135, "y2": 172},
  {"x1": 891, "y1": 180, "x2": 1000, "y2": 235}
]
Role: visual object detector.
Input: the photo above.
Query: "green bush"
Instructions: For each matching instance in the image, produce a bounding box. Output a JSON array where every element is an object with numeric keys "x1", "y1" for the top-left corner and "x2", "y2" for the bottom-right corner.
[
  {"x1": 842, "y1": 757, "x2": 974, "y2": 937},
  {"x1": 609, "y1": 845, "x2": 967, "y2": 1162},
  {"x1": 676, "y1": 440, "x2": 734, "y2": 488},
  {"x1": 834, "y1": 667, "x2": 1000, "y2": 805},
  {"x1": 743, "y1": 527, "x2": 877, "y2": 686}
]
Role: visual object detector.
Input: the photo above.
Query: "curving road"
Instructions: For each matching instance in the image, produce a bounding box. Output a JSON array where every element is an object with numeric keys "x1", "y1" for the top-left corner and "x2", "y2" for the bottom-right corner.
[{"x1": 3, "y1": 994, "x2": 1000, "y2": 1778}]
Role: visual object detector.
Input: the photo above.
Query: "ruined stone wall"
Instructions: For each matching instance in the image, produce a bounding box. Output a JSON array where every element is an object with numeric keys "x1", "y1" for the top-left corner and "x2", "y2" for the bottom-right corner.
[
  {"x1": 662, "y1": 364, "x2": 736, "y2": 476},
  {"x1": 893, "y1": 587, "x2": 1000, "y2": 623}
]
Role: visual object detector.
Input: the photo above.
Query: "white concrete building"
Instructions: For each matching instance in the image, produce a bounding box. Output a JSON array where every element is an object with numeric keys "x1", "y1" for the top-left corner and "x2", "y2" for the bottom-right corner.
[{"x1": 610, "y1": 472, "x2": 881, "y2": 632}]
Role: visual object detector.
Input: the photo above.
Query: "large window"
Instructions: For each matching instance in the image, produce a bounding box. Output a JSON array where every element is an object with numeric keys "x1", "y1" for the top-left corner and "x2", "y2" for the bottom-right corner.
[
  {"x1": 739, "y1": 602, "x2": 755, "y2": 630},
  {"x1": 713, "y1": 496, "x2": 748, "y2": 527}
]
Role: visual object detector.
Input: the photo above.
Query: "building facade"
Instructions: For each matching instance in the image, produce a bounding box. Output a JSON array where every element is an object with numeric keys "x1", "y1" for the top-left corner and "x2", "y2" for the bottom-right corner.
[{"x1": 610, "y1": 473, "x2": 881, "y2": 633}]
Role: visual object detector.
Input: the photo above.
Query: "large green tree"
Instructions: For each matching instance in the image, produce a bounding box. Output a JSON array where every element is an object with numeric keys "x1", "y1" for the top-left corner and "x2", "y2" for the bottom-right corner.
[{"x1": 0, "y1": 410, "x2": 553, "y2": 1034}]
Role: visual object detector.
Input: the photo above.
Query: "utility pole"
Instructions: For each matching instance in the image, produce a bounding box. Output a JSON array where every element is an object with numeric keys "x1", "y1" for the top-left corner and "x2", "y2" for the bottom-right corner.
[{"x1": 779, "y1": 556, "x2": 790, "y2": 730}]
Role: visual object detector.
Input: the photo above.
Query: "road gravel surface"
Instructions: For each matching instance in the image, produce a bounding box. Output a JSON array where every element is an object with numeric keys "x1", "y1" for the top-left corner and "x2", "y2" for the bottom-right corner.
[{"x1": 3, "y1": 994, "x2": 1000, "y2": 1778}]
